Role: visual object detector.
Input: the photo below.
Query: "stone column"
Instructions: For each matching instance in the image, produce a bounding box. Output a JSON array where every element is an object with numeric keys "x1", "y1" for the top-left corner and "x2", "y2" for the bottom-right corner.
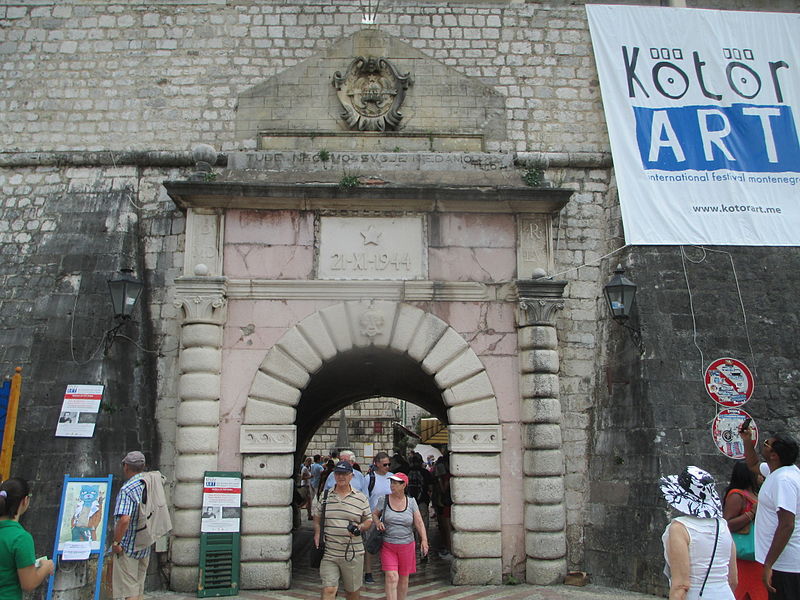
[
  {"x1": 171, "y1": 275, "x2": 227, "y2": 592},
  {"x1": 517, "y1": 278, "x2": 568, "y2": 585}
]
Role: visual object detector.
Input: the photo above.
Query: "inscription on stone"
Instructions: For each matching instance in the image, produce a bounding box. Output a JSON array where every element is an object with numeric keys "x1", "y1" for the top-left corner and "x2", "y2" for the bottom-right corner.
[
  {"x1": 518, "y1": 215, "x2": 553, "y2": 277},
  {"x1": 319, "y1": 216, "x2": 425, "y2": 280}
]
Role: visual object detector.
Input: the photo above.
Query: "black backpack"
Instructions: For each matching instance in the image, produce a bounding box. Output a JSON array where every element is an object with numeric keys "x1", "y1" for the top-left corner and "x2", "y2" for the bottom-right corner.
[{"x1": 407, "y1": 468, "x2": 425, "y2": 501}]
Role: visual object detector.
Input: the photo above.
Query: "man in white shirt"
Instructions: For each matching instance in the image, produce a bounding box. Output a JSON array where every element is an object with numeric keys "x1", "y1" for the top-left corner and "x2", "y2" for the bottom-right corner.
[
  {"x1": 363, "y1": 452, "x2": 392, "y2": 584},
  {"x1": 742, "y1": 426, "x2": 800, "y2": 600},
  {"x1": 325, "y1": 450, "x2": 366, "y2": 494}
]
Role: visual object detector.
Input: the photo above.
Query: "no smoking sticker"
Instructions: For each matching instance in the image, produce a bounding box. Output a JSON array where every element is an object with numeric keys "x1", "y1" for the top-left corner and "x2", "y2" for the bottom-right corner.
[{"x1": 704, "y1": 358, "x2": 754, "y2": 407}]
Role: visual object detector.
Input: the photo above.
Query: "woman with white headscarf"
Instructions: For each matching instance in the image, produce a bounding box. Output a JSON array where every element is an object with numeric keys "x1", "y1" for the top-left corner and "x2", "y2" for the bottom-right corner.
[{"x1": 661, "y1": 466, "x2": 738, "y2": 600}]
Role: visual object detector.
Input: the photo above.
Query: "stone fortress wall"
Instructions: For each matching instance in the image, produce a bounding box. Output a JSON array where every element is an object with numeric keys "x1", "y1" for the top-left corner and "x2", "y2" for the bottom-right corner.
[{"x1": 1, "y1": 0, "x2": 799, "y2": 595}]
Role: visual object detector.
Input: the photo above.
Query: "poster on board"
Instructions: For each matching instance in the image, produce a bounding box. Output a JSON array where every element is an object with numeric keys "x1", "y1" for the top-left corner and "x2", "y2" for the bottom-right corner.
[
  {"x1": 712, "y1": 408, "x2": 758, "y2": 459},
  {"x1": 55, "y1": 385, "x2": 103, "y2": 438},
  {"x1": 586, "y1": 5, "x2": 800, "y2": 246},
  {"x1": 201, "y1": 473, "x2": 242, "y2": 533}
]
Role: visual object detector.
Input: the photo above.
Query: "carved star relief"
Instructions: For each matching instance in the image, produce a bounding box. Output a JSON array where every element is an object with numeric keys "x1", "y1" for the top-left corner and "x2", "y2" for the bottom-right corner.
[{"x1": 361, "y1": 226, "x2": 382, "y2": 246}]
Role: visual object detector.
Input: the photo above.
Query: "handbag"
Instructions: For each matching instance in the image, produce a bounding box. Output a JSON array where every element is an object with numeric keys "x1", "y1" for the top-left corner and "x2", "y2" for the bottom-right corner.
[
  {"x1": 310, "y1": 490, "x2": 329, "y2": 568},
  {"x1": 364, "y1": 495, "x2": 388, "y2": 554},
  {"x1": 732, "y1": 524, "x2": 756, "y2": 561}
]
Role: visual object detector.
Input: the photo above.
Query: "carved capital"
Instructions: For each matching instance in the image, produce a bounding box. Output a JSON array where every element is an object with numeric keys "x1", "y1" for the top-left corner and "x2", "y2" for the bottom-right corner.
[
  {"x1": 517, "y1": 279, "x2": 567, "y2": 326},
  {"x1": 449, "y1": 425, "x2": 503, "y2": 453},
  {"x1": 174, "y1": 276, "x2": 228, "y2": 324},
  {"x1": 240, "y1": 425, "x2": 297, "y2": 454}
]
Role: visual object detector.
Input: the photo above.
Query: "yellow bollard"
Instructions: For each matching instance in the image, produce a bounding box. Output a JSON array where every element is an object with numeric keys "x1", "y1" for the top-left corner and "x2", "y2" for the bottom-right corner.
[{"x1": 0, "y1": 367, "x2": 22, "y2": 481}]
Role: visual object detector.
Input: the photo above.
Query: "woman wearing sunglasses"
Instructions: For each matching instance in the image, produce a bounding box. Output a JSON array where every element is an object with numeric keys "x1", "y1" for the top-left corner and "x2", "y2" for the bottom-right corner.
[{"x1": 372, "y1": 473, "x2": 429, "y2": 600}]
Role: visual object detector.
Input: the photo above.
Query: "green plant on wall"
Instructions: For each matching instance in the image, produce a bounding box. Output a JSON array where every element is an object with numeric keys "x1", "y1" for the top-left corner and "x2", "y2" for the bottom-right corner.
[
  {"x1": 339, "y1": 173, "x2": 360, "y2": 189},
  {"x1": 317, "y1": 148, "x2": 331, "y2": 162},
  {"x1": 522, "y1": 167, "x2": 544, "y2": 187},
  {"x1": 203, "y1": 171, "x2": 218, "y2": 182}
]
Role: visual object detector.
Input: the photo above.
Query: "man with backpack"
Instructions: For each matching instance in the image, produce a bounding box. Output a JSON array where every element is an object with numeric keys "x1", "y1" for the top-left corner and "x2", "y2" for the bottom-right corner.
[
  {"x1": 407, "y1": 454, "x2": 434, "y2": 561},
  {"x1": 363, "y1": 452, "x2": 392, "y2": 584}
]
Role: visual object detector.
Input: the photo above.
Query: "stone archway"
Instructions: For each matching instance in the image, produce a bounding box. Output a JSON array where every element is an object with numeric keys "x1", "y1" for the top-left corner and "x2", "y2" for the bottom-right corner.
[{"x1": 238, "y1": 300, "x2": 504, "y2": 589}]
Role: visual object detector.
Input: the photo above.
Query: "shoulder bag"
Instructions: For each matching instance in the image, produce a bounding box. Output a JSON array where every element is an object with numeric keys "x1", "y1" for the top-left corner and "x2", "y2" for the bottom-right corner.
[
  {"x1": 310, "y1": 490, "x2": 329, "y2": 568},
  {"x1": 364, "y1": 495, "x2": 388, "y2": 554}
]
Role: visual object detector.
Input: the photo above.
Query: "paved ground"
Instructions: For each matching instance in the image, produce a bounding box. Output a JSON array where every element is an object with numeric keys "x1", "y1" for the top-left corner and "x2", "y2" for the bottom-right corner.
[{"x1": 146, "y1": 520, "x2": 664, "y2": 600}]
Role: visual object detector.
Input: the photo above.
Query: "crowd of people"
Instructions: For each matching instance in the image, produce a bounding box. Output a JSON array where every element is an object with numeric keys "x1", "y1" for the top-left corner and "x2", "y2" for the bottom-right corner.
[
  {"x1": 660, "y1": 424, "x2": 799, "y2": 600},
  {"x1": 303, "y1": 447, "x2": 452, "y2": 600}
]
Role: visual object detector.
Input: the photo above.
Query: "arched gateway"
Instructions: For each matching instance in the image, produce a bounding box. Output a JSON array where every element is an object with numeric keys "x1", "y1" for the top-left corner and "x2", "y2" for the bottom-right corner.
[{"x1": 167, "y1": 164, "x2": 573, "y2": 592}]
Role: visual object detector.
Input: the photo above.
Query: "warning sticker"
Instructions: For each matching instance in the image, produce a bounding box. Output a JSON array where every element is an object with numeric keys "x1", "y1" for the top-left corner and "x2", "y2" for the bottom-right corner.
[
  {"x1": 712, "y1": 408, "x2": 758, "y2": 460},
  {"x1": 704, "y1": 358, "x2": 754, "y2": 407}
]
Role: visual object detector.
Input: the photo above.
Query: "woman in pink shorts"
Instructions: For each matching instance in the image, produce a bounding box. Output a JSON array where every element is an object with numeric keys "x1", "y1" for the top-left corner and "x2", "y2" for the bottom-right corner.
[{"x1": 372, "y1": 473, "x2": 429, "y2": 600}]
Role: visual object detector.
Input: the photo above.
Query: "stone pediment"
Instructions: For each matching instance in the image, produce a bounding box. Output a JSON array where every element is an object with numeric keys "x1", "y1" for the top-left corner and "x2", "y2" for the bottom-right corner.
[{"x1": 235, "y1": 29, "x2": 506, "y2": 151}]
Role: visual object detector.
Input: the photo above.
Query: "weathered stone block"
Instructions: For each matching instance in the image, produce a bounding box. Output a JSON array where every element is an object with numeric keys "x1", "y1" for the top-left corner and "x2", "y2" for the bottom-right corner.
[
  {"x1": 526, "y1": 423, "x2": 562, "y2": 449},
  {"x1": 451, "y1": 532, "x2": 502, "y2": 558},
  {"x1": 451, "y1": 453, "x2": 500, "y2": 476},
  {"x1": 176, "y1": 426, "x2": 219, "y2": 454},
  {"x1": 451, "y1": 557, "x2": 502, "y2": 584},
  {"x1": 173, "y1": 482, "x2": 203, "y2": 509},
  {"x1": 242, "y1": 478, "x2": 293, "y2": 506},
  {"x1": 276, "y1": 327, "x2": 323, "y2": 374},
  {"x1": 346, "y1": 300, "x2": 397, "y2": 349},
  {"x1": 172, "y1": 507, "x2": 201, "y2": 537},
  {"x1": 525, "y1": 502, "x2": 566, "y2": 532},
  {"x1": 179, "y1": 346, "x2": 221, "y2": 373},
  {"x1": 176, "y1": 400, "x2": 220, "y2": 426},
  {"x1": 261, "y1": 349, "x2": 310, "y2": 389},
  {"x1": 433, "y1": 349, "x2": 485, "y2": 388},
  {"x1": 181, "y1": 323, "x2": 222, "y2": 349},
  {"x1": 451, "y1": 477, "x2": 501, "y2": 504},
  {"x1": 242, "y1": 454, "x2": 294, "y2": 478},
  {"x1": 523, "y1": 476, "x2": 565, "y2": 505},
  {"x1": 175, "y1": 454, "x2": 217, "y2": 482},
  {"x1": 319, "y1": 304, "x2": 353, "y2": 352},
  {"x1": 249, "y1": 370, "x2": 301, "y2": 406},
  {"x1": 241, "y1": 534, "x2": 292, "y2": 561},
  {"x1": 241, "y1": 506, "x2": 293, "y2": 534},
  {"x1": 448, "y1": 372, "x2": 494, "y2": 405},
  {"x1": 422, "y1": 328, "x2": 469, "y2": 374},
  {"x1": 389, "y1": 303, "x2": 424, "y2": 353},
  {"x1": 451, "y1": 504, "x2": 501, "y2": 531},
  {"x1": 243, "y1": 398, "x2": 296, "y2": 426},
  {"x1": 171, "y1": 537, "x2": 200, "y2": 566},
  {"x1": 520, "y1": 397, "x2": 561, "y2": 424},
  {"x1": 170, "y1": 566, "x2": 200, "y2": 593},
  {"x1": 526, "y1": 557, "x2": 567, "y2": 585},
  {"x1": 520, "y1": 349, "x2": 559, "y2": 374},
  {"x1": 523, "y1": 449, "x2": 565, "y2": 477},
  {"x1": 518, "y1": 325, "x2": 557, "y2": 350},
  {"x1": 448, "y1": 397, "x2": 498, "y2": 423},
  {"x1": 407, "y1": 313, "x2": 448, "y2": 362},
  {"x1": 525, "y1": 530, "x2": 566, "y2": 560},
  {"x1": 179, "y1": 372, "x2": 220, "y2": 401},
  {"x1": 520, "y1": 373, "x2": 559, "y2": 399},
  {"x1": 296, "y1": 312, "x2": 337, "y2": 361},
  {"x1": 240, "y1": 561, "x2": 291, "y2": 589}
]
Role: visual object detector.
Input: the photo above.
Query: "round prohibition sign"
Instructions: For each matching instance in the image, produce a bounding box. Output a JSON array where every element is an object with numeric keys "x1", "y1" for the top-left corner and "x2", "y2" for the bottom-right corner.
[
  {"x1": 712, "y1": 408, "x2": 758, "y2": 460},
  {"x1": 704, "y1": 358, "x2": 754, "y2": 408}
]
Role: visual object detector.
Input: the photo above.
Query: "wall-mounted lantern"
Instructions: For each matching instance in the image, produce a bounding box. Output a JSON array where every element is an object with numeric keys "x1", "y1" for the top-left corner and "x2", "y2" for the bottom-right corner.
[
  {"x1": 603, "y1": 264, "x2": 643, "y2": 352},
  {"x1": 105, "y1": 269, "x2": 144, "y2": 352}
]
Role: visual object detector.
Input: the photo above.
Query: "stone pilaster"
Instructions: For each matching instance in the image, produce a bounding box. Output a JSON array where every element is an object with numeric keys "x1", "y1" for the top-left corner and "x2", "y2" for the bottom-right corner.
[
  {"x1": 517, "y1": 279, "x2": 568, "y2": 585},
  {"x1": 171, "y1": 275, "x2": 227, "y2": 592}
]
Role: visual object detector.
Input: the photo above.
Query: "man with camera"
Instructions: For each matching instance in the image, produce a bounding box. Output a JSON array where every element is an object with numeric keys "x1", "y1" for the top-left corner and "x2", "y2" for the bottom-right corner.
[{"x1": 313, "y1": 461, "x2": 373, "y2": 600}]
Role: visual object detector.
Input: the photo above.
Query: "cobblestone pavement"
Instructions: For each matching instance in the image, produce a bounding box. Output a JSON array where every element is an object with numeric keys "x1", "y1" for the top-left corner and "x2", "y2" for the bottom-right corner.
[{"x1": 146, "y1": 520, "x2": 663, "y2": 600}]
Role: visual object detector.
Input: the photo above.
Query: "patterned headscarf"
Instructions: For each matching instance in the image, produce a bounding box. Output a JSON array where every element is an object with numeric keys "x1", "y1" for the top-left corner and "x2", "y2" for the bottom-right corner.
[{"x1": 659, "y1": 466, "x2": 722, "y2": 518}]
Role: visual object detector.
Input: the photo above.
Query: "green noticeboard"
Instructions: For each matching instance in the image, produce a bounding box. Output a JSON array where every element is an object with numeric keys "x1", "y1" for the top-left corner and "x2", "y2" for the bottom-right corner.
[{"x1": 197, "y1": 471, "x2": 242, "y2": 598}]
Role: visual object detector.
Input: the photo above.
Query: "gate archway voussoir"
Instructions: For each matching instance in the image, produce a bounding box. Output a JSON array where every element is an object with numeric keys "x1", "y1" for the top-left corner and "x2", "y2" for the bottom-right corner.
[
  {"x1": 421, "y1": 328, "x2": 469, "y2": 374},
  {"x1": 389, "y1": 304, "x2": 425, "y2": 352},
  {"x1": 249, "y1": 370, "x2": 301, "y2": 406},
  {"x1": 344, "y1": 300, "x2": 399, "y2": 348},
  {"x1": 261, "y1": 346, "x2": 311, "y2": 389},
  {"x1": 406, "y1": 312, "x2": 449, "y2": 362},
  {"x1": 243, "y1": 397, "x2": 296, "y2": 426}
]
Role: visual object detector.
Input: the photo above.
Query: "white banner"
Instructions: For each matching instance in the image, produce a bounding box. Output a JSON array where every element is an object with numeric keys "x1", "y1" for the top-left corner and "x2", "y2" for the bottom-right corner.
[{"x1": 587, "y1": 5, "x2": 800, "y2": 245}]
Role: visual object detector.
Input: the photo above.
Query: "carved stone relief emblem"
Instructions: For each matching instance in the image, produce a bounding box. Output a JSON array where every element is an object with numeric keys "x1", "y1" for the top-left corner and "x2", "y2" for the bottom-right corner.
[
  {"x1": 359, "y1": 309, "x2": 385, "y2": 338},
  {"x1": 333, "y1": 56, "x2": 412, "y2": 131}
]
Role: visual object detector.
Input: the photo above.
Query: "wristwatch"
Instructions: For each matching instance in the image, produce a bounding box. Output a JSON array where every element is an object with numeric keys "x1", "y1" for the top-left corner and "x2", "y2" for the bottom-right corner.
[{"x1": 112, "y1": 541, "x2": 122, "y2": 547}]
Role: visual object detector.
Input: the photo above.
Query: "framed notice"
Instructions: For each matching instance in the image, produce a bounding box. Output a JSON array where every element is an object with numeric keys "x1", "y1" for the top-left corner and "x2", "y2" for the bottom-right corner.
[
  {"x1": 46, "y1": 475, "x2": 113, "y2": 600},
  {"x1": 55, "y1": 384, "x2": 103, "y2": 438},
  {"x1": 201, "y1": 472, "x2": 242, "y2": 533}
]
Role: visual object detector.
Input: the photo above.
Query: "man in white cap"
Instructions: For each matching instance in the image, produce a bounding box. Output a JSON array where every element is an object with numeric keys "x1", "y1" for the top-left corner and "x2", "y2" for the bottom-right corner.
[{"x1": 111, "y1": 451, "x2": 149, "y2": 600}]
